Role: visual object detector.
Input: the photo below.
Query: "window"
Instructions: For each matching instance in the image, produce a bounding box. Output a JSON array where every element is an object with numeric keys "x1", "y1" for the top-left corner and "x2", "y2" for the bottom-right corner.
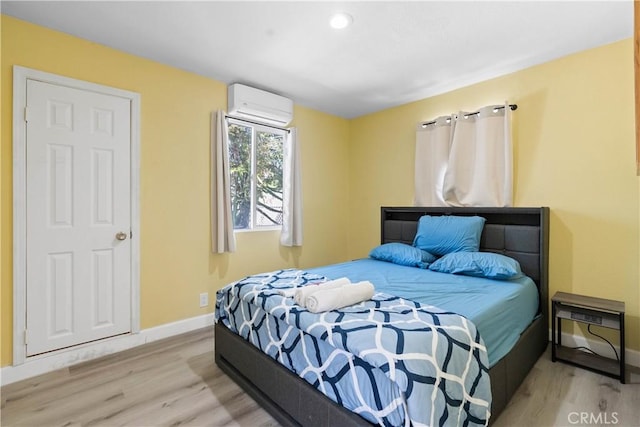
[{"x1": 227, "y1": 119, "x2": 285, "y2": 230}]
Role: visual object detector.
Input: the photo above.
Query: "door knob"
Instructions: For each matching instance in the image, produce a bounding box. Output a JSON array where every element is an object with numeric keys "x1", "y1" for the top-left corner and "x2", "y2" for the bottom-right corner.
[{"x1": 115, "y1": 231, "x2": 128, "y2": 241}]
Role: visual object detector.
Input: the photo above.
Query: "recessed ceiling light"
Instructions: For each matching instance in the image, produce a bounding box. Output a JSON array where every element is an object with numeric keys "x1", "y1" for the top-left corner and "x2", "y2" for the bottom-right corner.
[{"x1": 329, "y1": 12, "x2": 353, "y2": 30}]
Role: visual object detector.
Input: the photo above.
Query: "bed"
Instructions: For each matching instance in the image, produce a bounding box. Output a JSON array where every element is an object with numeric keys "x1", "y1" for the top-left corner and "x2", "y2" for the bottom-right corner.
[{"x1": 214, "y1": 206, "x2": 549, "y2": 426}]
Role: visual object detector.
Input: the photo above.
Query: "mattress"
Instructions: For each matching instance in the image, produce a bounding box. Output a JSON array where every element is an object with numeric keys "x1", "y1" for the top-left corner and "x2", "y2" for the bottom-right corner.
[{"x1": 307, "y1": 258, "x2": 539, "y2": 367}]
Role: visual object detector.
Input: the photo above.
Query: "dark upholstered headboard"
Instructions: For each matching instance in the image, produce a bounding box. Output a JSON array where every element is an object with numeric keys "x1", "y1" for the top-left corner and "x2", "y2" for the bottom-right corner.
[{"x1": 381, "y1": 207, "x2": 550, "y2": 319}]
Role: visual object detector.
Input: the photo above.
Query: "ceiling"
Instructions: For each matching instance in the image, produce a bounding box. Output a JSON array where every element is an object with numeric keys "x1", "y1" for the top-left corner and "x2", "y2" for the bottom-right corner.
[{"x1": 2, "y1": 1, "x2": 633, "y2": 119}]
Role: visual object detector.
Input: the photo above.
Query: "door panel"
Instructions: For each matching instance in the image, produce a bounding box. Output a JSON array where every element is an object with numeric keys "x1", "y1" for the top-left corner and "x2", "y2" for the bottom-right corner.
[{"x1": 26, "y1": 79, "x2": 132, "y2": 356}]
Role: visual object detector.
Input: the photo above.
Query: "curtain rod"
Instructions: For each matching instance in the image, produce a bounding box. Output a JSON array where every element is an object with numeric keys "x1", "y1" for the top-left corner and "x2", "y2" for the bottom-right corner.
[
  {"x1": 420, "y1": 104, "x2": 518, "y2": 128},
  {"x1": 225, "y1": 115, "x2": 291, "y2": 133}
]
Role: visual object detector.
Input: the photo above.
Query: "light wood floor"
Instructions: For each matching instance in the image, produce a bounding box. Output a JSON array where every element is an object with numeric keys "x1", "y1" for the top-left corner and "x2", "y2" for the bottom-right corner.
[{"x1": 2, "y1": 327, "x2": 638, "y2": 427}]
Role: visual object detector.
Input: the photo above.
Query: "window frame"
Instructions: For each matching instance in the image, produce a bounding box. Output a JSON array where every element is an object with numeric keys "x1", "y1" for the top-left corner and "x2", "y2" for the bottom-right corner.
[{"x1": 227, "y1": 117, "x2": 286, "y2": 232}]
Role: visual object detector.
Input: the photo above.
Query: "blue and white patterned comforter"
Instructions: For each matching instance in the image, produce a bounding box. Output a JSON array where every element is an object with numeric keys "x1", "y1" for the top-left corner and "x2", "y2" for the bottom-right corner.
[{"x1": 215, "y1": 269, "x2": 492, "y2": 426}]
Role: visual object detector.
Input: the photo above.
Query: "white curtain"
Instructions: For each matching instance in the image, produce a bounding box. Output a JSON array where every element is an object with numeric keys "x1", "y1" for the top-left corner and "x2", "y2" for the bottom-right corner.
[
  {"x1": 415, "y1": 103, "x2": 513, "y2": 207},
  {"x1": 211, "y1": 110, "x2": 236, "y2": 253},
  {"x1": 414, "y1": 116, "x2": 452, "y2": 206},
  {"x1": 443, "y1": 104, "x2": 512, "y2": 207},
  {"x1": 280, "y1": 128, "x2": 303, "y2": 246}
]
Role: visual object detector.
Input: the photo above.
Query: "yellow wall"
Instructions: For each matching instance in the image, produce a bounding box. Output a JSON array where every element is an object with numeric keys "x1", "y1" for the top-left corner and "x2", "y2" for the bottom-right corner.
[
  {"x1": 0, "y1": 16, "x2": 350, "y2": 366},
  {"x1": 348, "y1": 38, "x2": 639, "y2": 352},
  {"x1": 2, "y1": 15, "x2": 638, "y2": 368}
]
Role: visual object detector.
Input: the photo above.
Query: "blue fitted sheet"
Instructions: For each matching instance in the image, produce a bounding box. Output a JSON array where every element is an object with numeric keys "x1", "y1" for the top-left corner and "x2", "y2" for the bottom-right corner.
[{"x1": 307, "y1": 258, "x2": 539, "y2": 367}]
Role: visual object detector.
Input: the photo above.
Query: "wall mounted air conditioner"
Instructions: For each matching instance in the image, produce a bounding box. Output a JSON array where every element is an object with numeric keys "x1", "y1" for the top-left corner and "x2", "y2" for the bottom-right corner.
[{"x1": 227, "y1": 83, "x2": 293, "y2": 127}]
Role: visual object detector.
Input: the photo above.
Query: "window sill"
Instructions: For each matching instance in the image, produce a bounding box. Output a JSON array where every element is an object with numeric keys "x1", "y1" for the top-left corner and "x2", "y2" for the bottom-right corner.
[{"x1": 234, "y1": 227, "x2": 282, "y2": 234}]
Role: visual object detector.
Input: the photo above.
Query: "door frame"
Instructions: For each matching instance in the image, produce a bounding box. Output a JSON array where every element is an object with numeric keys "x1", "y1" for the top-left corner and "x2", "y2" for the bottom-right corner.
[{"x1": 12, "y1": 66, "x2": 141, "y2": 365}]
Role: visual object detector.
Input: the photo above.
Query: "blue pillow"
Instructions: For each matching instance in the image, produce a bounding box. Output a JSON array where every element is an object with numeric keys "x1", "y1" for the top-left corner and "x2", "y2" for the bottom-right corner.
[
  {"x1": 412, "y1": 215, "x2": 485, "y2": 256},
  {"x1": 369, "y1": 243, "x2": 437, "y2": 269},
  {"x1": 428, "y1": 252, "x2": 523, "y2": 280}
]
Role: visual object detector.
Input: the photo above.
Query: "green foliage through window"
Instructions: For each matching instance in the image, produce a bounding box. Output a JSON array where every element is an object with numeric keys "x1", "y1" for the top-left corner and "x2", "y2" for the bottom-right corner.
[{"x1": 228, "y1": 121, "x2": 284, "y2": 230}]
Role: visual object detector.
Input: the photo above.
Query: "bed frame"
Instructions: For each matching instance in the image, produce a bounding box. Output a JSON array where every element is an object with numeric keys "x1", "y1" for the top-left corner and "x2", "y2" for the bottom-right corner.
[{"x1": 215, "y1": 206, "x2": 549, "y2": 426}]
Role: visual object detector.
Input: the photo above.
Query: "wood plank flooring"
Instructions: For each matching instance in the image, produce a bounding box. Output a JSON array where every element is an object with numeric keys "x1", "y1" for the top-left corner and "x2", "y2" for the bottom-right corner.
[{"x1": 2, "y1": 327, "x2": 638, "y2": 426}]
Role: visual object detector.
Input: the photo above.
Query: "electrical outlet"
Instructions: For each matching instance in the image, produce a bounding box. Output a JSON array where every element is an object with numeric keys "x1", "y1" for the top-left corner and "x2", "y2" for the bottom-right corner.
[{"x1": 199, "y1": 292, "x2": 209, "y2": 308}]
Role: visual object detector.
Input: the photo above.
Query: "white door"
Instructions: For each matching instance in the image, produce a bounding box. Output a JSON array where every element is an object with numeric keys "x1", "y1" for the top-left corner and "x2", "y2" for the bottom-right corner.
[{"x1": 25, "y1": 79, "x2": 132, "y2": 356}]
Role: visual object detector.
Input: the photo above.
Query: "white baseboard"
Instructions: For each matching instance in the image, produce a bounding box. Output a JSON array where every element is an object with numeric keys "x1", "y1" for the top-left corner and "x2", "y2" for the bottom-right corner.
[
  {"x1": 549, "y1": 329, "x2": 640, "y2": 368},
  {"x1": 3, "y1": 318, "x2": 637, "y2": 386},
  {"x1": 1, "y1": 313, "x2": 215, "y2": 386}
]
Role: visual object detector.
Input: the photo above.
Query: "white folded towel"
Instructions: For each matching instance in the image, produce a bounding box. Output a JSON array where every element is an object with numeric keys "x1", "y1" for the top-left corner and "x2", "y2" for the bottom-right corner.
[
  {"x1": 306, "y1": 281, "x2": 375, "y2": 313},
  {"x1": 294, "y1": 277, "x2": 350, "y2": 307},
  {"x1": 277, "y1": 288, "x2": 297, "y2": 298}
]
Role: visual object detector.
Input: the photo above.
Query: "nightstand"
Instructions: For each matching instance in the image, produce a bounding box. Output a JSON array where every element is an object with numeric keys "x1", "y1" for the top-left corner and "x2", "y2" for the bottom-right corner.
[{"x1": 551, "y1": 291, "x2": 625, "y2": 383}]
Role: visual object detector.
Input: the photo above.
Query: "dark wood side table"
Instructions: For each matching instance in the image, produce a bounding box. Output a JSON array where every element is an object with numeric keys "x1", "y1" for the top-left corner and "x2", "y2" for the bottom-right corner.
[{"x1": 551, "y1": 291, "x2": 625, "y2": 383}]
